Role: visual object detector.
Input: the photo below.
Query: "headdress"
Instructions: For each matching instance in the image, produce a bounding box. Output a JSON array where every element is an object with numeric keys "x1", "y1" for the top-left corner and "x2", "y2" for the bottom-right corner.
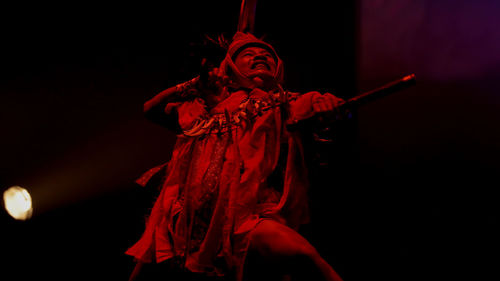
[{"x1": 218, "y1": 0, "x2": 284, "y2": 89}]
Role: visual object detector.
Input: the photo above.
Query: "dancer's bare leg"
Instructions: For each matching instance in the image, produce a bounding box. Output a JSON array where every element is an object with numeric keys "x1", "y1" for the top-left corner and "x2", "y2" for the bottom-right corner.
[{"x1": 245, "y1": 220, "x2": 343, "y2": 281}]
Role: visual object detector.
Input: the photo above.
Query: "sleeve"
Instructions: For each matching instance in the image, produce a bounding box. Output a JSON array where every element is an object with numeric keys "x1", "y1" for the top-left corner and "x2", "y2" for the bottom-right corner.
[
  {"x1": 286, "y1": 91, "x2": 322, "y2": 125},
  {"x1": 143, "y1": 77, "x2": 204, "y2": 132},
  {"x1": 175, "y1": 98, "x2": 209, "y2": 132},
  {"x1": 144, "y1": 97, "x2": 208, "y2": 134}
]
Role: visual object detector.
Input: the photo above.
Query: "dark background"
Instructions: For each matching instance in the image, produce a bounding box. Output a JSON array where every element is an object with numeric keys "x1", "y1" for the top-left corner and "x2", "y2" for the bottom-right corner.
[{"x1": 1, "y1": 1, "x2": 498, "y2": 280}]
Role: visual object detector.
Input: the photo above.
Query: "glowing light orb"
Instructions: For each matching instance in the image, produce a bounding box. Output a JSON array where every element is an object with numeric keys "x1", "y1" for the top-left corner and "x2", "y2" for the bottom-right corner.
[{"x1": 3, "y1": 186, "x2": 33, "y2": 220}]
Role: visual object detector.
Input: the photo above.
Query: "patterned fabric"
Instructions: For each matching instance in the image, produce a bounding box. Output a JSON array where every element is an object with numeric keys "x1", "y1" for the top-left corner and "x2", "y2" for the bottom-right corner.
[{"x1": 126, "y1": 88, "x2": 318, "y2": 280}]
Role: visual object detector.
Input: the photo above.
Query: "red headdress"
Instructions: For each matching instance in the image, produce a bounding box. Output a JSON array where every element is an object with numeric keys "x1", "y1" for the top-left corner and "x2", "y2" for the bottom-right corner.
[{"x1": 219, "y1": 0, "x2": 284, "y2": 89}]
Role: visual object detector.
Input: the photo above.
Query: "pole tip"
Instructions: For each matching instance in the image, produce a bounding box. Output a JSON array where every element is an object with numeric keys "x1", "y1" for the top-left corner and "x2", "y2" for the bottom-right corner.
[{"x1": 403, "y1": 74, "x2": 417, "y2": 82}]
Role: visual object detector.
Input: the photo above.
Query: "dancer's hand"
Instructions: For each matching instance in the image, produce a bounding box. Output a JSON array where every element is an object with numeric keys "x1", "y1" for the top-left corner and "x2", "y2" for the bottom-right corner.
[
  {"x1": 311, "y1": 92, "x2": 345, "y2": 114},
  {"x1": 199, "y1": 59, "x2": 230, "y2": 94}
]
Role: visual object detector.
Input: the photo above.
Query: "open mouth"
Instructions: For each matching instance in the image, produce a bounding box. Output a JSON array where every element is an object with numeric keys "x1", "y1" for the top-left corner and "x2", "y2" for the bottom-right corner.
[{"x1": 251, "y1": 61, "x2": 270, "y2": 70}]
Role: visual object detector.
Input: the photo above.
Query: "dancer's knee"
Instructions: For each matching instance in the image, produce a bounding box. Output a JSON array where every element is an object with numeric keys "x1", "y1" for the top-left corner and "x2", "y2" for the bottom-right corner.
[{"x1": 249, "y1": 220, "x2": 320, "y2": 262}]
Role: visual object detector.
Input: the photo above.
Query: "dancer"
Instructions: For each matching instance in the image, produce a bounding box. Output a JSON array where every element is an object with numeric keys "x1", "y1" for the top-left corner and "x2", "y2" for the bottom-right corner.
[{"x1": 127, "y1": 2, "x2": 346, "y2": 281}]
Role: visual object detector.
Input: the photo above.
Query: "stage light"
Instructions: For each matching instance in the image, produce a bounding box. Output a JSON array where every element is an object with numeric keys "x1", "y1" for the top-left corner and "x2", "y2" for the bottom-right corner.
[{"x1": 3, "y1": 186, "x2": 33, "y2": 220}]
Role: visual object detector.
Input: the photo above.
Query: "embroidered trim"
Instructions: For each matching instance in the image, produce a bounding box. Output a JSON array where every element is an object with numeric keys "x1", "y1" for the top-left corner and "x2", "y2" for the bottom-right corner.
[{"x1": 182, "y1": 92, "x2": 298, "y2": 137}]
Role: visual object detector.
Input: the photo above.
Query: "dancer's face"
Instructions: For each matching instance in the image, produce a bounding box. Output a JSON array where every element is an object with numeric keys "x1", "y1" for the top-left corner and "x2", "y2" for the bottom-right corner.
[{"x1": 234, "y1": 46, "x2": 277, "y2": 80}]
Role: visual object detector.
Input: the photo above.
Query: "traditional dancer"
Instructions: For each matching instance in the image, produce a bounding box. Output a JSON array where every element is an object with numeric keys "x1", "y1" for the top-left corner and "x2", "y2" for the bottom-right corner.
[{"x1": 127, "y1": 1, "x2": 345, "y2": 281}]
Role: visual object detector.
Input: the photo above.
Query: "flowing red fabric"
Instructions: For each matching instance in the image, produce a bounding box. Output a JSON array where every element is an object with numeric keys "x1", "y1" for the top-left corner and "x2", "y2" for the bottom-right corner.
[{"x1": 126, "y1": 88, "x2": 317, "y2": 280}]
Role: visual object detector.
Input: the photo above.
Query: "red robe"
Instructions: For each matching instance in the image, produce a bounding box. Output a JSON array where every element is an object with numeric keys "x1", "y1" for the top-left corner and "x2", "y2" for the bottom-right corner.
[{"x1": 126, "y1": 87, "x2": 321, "y2": 280}]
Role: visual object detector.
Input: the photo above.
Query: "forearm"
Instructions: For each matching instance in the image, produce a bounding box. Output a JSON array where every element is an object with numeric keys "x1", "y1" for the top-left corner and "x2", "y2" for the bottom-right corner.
[
  {"x1": 287, "y1": 91, "x2": 345, "y2": 127},
  {"x1": 144, "y1": 76, "x2": 200, "y2": 114},
  {"x1": 287, "y1": 91, "x2": 321, "y2": 125}
]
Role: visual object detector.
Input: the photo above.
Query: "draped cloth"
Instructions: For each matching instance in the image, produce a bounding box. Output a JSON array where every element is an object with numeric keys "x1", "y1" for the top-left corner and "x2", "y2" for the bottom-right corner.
[{"x1": 126, "y1": 88, "x2": 316, "y2": 280}]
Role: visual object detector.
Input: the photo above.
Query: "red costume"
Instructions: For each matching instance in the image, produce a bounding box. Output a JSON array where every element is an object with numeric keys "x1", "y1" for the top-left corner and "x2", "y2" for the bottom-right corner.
[{"x1": 126, "y1": 32, "x2": 328, "y2": 280}]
